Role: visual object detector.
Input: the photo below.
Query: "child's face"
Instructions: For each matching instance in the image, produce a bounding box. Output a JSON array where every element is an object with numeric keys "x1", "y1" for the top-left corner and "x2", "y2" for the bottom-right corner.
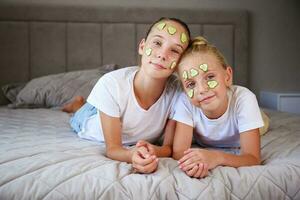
[
  {"x1": 138, "y1": 20, "x2": 189, "y2": 79},
  {"x1": 178, "y1": 52, "x2": 232, "y2": 118}
]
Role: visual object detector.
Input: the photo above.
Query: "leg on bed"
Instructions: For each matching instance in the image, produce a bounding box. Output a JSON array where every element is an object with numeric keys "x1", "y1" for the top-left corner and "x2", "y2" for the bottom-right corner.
[{"x1": 62, "y1": 96, "x2": 85, "y2": 113}]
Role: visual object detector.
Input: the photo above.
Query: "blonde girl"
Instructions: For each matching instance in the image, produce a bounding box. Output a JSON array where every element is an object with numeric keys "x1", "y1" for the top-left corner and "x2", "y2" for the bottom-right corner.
[{"x1": 172, "y1": 36, "x2": 263, "y2": 178}]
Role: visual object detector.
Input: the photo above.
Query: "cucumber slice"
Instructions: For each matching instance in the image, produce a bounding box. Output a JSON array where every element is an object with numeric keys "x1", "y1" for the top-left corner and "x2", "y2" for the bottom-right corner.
[
  {"x1": 157, "y1": 22, "x2": 166, "y2": 30},
  {"x1": 167, "y1": 26, "x2": 177, "y2": 35},
  {"x1": 145, "y1": 48, "x2": 152, "y2": 56},
  {"x1": 187, "y1": 89, "x2": 194, "y2": 98},
  {"x1": 207, "y1": 80, "x2": 218, "y2": 89},
  {"x1": 190, "y1": 68, "x2": 199, "y2": 77},
  {"x1": 181, "y1": 32, "x2": 188, "y2": 43},
  {"x1": 182, "y1": 70, "x2": 188, "y2": 80},
  {"x1": 170, "y1": 61, "x2": 176, "y2": 69},
  {"x1": 199, "y1": 64, "x2": 208, "y2": 72}
]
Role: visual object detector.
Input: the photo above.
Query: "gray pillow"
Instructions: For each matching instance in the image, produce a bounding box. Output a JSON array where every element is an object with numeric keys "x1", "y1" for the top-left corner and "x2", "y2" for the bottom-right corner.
[
  {"x1": 7, "y1": 64, "x2": 118, "y2": 108},
  {"x1": 2, "y1": 82, "x2": 26, "y2": 103}
]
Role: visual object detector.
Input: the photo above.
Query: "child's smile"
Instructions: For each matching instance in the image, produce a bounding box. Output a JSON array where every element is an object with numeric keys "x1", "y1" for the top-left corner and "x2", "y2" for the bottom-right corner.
[
  {"x1": 197, "y1": 93, "x2": 216, "y2": 104},
  {"x1": 150, "y1": 61, "x2": 167, "y2": 70}
]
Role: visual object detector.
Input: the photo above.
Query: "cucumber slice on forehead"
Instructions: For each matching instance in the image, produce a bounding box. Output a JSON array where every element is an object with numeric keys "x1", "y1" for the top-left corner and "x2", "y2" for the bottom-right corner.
[
  {"x1": 199, "y1": 64, "x2": 208, "y2": 72},
  {"x1": 190, "y1": 68, "x2": 199, "y2": 77},
  {"x1": 157, "y1": 22, "x2": 166, "y2": 30},
  {"x1": 181, "y1": 32, "x2": 188, "y2": 43},
  {"x1": 167, "y1": 26, "x2": 177, "y2": 35}
]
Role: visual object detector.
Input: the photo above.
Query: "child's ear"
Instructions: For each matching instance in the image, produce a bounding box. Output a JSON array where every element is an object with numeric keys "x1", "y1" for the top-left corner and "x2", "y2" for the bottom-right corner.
[
  {"x1": 138, "y1": 39, "x2": 146, "y2": 56},
  {"x1": 225, "y1": 66, "x2": 233, "y2": 86}
]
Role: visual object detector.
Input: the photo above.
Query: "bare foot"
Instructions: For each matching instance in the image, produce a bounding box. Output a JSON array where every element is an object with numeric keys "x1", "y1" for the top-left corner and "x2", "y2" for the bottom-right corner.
[{"x1": 62, "y1": 96, "x2": 85, "y2": 113}]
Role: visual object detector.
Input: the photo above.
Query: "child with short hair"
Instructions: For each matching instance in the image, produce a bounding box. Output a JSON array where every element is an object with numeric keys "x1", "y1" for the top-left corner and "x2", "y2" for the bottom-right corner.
[
  {"x1": 66, "y1": 17, "x2": 191, "y2": 174},
  {"x1": 172, "y1": 36, "x2": 263, "y2": 178}
]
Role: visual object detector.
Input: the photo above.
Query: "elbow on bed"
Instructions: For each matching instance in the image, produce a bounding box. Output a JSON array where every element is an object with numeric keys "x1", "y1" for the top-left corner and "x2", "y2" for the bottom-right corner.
[
  {"x1": 255, "y1": 156, "x2": 261, "y2": 165},
  {"x1": 249, "y1": 154, "x2": 261, "y2": 166},
  {"x1": 105, "y1": 147, "x2": 118, "y2": 160},
  {"x1": 172, "y1": 151, "x2": 182, "y2": 160},
  {"x1": 105, "y1": 150, "x2": 113, "y2": 159}
]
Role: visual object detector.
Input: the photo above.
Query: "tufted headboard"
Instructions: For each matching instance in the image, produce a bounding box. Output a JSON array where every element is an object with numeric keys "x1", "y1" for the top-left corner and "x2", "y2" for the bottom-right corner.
[{"x1": 0, "y1": 3, "x2": 248, "y2": 105}]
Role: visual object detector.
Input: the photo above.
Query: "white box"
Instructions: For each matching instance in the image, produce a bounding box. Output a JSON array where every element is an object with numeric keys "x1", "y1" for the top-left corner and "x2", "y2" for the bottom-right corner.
[{"x1": 260, "y1": 91, "x2": 300, "y2": 114}]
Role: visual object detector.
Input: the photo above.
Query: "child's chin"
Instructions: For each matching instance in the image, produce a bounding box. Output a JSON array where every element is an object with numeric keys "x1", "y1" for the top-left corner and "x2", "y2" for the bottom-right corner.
[{"x1": 200, "y1": 103, "x2": 218, "y2": 112}]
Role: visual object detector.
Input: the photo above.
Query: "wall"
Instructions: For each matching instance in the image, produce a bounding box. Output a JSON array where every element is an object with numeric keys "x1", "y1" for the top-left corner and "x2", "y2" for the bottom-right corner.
[
  {"x1": 3, "y1": 0, "x2": 300, "y2": 97},
  {"x1": 99, "y1": 0, "x2": 300, "y2": 97}
]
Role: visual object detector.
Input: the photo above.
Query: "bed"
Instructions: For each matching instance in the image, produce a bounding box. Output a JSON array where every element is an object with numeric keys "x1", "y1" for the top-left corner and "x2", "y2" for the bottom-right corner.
[{"x1": 1, "y1": 2, "x2": 300, "y2": 200}]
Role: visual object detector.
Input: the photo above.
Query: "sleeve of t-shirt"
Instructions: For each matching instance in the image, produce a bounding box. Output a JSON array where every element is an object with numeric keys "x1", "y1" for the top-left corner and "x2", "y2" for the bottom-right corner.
[
  {"x1": 87, "y1": 74, "x2": 120, "y2": 118},
  {"x1": 171, "y1": 92, "x2": 194, "y2": 127},
  {"x1": 169, "y1": 88, "x2": 181, "y2": 119},
  {"x1": 236, "y1": 90, "x2": 264, "y2": 133}
]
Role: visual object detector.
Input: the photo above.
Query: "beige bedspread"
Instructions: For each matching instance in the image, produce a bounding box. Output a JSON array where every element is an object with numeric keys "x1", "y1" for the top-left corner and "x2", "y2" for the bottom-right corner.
[{"x1": 0, "y1": 107, "x2": 299, "y2": 200}]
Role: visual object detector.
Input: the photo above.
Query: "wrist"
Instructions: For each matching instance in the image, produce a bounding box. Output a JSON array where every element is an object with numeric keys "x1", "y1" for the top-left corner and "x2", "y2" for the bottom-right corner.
[
  {"x1": 215, "y1": 150, "x2": 225, "y2": 166},
  {"x1": 128, "y1": 146, "x2": 137, "y2": 163},
  {"x1": 156, "y1": 145, "x2": 172, "y2": 157},
  {"x1": 150, "y1": 145, "x2": 158, "y2": 157}
]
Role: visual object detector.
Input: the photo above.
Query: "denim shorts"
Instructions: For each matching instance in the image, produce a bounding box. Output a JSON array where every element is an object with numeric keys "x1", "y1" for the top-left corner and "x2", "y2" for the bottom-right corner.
[{"x1": 70, "y1": 102, "x2": 97, "y2": 133}]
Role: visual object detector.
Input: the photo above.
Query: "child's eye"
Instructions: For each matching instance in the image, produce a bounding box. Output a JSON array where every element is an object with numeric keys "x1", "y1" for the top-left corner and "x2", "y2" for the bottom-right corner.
[
  {"x1": 206, "y1": 74, "x2": 215, "y2": 80},
  {"x1": 171, "y1": 49, "x2": 180, "y2": 54},
  {"x1": 153, "y1": 41, "x2": 161, "y2": 46},
  {"x1": 185, "y1": 81, "x2": 195, "y2": 89}
]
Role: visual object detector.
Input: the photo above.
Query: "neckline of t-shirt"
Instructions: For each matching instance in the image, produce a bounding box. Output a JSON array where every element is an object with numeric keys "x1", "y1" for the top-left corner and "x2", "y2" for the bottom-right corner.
[
  {"x1": 200, "y1": 88, "x2": 233, "y2": 124},
  {"x1": 130, "y1": 69, "x2": 167, "y2": 113}
]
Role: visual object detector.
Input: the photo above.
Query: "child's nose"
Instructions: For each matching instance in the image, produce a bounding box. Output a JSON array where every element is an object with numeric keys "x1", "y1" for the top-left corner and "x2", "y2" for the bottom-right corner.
[
  {"x1": 156, "y1": 48, "x2": 167, "y2": 61},
  {"x1": 196, "y1": 81, "x2": 209, "y2": 95}
]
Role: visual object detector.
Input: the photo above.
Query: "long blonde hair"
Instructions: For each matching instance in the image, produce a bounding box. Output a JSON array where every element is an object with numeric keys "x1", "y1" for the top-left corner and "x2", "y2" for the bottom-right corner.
[{"x1": 183, "y1": 36, "x2": 228, "y2": 69}]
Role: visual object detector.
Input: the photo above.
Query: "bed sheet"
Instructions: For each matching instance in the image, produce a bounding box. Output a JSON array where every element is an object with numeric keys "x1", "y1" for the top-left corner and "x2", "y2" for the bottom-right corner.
[{"x1": 0, "y1": 107, "x2": 300, "y2": 200}]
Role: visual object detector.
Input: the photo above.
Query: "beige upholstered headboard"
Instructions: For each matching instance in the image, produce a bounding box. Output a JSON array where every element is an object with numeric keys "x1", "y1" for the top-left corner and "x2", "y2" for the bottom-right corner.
[{"x1": 0, "y1": 3, "x2": 248, "y2": 105}]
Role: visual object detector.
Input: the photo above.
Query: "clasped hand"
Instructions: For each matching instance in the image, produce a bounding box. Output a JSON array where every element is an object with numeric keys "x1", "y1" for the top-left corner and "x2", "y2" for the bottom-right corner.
[
  {"x1": 131, "y1": 140, "x2": 158, "y2": 174},
  {"x1": 178, "y1": 148, "x2": 219, "y2": 178}
]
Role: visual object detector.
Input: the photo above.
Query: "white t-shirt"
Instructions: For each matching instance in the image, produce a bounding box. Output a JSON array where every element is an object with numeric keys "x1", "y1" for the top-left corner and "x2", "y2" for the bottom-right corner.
[
  {"x1": 172, "y1": 85, "x2": 264, "y2": 148},
  {"x1": 81, "y1": 66, "x2": 180, "y2": 145}
]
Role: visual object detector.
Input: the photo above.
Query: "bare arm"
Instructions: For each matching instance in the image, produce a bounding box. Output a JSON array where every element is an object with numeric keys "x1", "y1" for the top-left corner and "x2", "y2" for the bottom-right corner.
[
  {"x1": 179, "y1": 128, "x2": 261, "y2": 171},
  {"x1": 172, "y1": 121, "x2": 194, "y2": 160},
  {"x1": 154, "y1": 119, "x2": 176, "y2": 157},
  {"x1": 100, "y1": 111, "x2": 158, "y2": 173},
  {"x1": 100, "y1": 111, "x2": 134, "y2": 163},
  {"x1": 216, "y1": 128, "x2": 261, "y2": 167},
  {"x1": 136, "y1": 119, "x2": 177, "y2": 158}
]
